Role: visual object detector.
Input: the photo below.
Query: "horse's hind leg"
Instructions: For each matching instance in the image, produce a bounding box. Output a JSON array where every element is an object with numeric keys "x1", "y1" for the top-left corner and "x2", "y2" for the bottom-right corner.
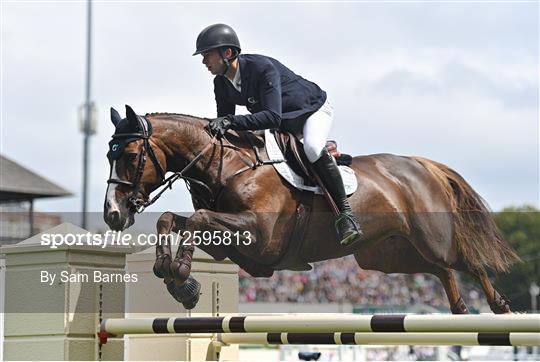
[
  {"x1": 468, "y1": 268, "x2": 511, "y2": 314},
  {"x1": 353, "y1": 235, "x2": 469, "y2": 314},
  {"x1": 433, "y1": 267, "x2": 469, "y2": 314}
]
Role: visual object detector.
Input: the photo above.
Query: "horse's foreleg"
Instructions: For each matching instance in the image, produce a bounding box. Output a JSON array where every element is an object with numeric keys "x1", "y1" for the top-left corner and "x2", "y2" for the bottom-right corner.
[
  {"x1": 169, "y1": 209, "x2": 259, "y2": 282},
  {"x1": 154, "y1": 212, "x2": 186, "y2": 281},
  {"x1": 167, "y1": 209, "x2": 264, "y2": 309},
  {"x1": 153, "y1": 212, "x2": 201, "y2": 310}
]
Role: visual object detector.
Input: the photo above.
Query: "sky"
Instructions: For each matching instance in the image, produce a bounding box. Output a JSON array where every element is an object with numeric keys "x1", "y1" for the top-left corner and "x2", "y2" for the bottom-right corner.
[{"x1": 1, "y1": 1, "x2": 539, "y2": 215}]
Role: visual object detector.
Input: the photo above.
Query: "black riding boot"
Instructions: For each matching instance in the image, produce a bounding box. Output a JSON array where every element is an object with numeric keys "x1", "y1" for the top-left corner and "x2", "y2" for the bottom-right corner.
[{"x1": 312, "y1": 149, "x2": 362, "y2": 245}]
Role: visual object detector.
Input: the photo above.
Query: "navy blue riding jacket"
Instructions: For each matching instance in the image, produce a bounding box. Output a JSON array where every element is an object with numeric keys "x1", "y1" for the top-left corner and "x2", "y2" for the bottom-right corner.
[{"x1": 214, "y1": 54, "x2": 327, "y2": 134}]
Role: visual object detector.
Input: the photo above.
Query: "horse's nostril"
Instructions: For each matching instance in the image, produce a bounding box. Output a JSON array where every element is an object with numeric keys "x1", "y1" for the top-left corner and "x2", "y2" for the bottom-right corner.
[{"x1": 109, "y1": 211, "x2": 120, "y2": 224}]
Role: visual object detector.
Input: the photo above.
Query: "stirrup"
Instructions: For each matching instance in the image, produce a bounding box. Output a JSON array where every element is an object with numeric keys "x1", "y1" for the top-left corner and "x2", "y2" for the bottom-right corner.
[{"x1": 334, "y1": 213, "x2": 362, "y2": 246}]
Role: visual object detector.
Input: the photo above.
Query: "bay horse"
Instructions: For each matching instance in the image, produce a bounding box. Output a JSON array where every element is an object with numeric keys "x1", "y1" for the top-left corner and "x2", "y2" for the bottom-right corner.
[{"x1": 104, "y1": 105, "x2": 519, "y2": 313}]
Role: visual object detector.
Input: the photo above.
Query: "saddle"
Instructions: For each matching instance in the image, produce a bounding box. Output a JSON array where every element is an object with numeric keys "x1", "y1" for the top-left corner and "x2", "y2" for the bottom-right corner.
[
  {"x1": 273, "y1": 132, "x2": 352, "y2": 187},
  {"x1": 243, "y1": 130, "x2": 352, "y2": 185}
]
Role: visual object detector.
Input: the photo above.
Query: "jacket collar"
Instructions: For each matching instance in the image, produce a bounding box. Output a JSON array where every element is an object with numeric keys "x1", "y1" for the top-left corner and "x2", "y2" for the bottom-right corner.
[{"x1": 237, "y1": 55, "x2": 250, "y2": 94}]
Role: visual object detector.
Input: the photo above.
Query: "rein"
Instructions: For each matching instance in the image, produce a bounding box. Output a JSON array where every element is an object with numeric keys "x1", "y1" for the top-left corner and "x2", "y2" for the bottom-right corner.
[{"x1": 138, "y1": 136, "x2": 220, "y2": 213}]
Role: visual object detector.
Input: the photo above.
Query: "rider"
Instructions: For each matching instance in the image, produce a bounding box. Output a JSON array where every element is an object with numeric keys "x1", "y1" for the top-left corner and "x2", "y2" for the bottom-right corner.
[{"x1": 193, "y1": 23, "x2": 361, "y2": 246}]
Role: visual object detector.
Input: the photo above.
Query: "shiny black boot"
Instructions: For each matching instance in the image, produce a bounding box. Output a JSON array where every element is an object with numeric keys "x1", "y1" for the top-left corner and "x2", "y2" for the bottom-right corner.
[{"x1": 312, "y1": 149, "x2": 362, "y2": 245}]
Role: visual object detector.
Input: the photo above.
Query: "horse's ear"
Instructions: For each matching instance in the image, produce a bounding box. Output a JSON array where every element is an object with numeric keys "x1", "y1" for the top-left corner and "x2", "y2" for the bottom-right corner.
[
  {"x1": 110, "y1": 107, "x2": 122, "y2": 127},
  {"x1": 125, "y1": 104, "x2": 138, "y2": 127}
]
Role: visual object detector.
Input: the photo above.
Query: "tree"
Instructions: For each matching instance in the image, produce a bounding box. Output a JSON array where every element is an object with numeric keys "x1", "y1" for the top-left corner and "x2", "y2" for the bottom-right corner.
[{"x1": 493, "y1": 205, "x2": 540, "y2": 312}]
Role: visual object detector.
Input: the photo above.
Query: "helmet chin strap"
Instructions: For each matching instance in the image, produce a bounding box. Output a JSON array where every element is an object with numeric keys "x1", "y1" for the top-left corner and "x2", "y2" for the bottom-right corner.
[
  {"x1": 218, "y1": 48, "x2": 230, "y2": 76},
  {"x1": 218, "y1": 48, "x2": 238, "y2": 76}
]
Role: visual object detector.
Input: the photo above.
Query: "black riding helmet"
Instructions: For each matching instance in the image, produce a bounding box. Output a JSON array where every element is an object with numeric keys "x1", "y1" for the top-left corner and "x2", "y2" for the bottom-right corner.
[
  {"x1": 193, "y1": 24, "x2": 241, "y2": 75},
  {"x1": 193, "y1": 23, "x2": 241, "y2": 56}
]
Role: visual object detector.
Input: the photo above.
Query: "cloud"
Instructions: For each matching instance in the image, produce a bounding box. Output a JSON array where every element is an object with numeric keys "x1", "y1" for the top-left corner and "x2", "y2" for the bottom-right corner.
[{"x1": 2, "y1": 2, "x2": 538, "y2": 213}]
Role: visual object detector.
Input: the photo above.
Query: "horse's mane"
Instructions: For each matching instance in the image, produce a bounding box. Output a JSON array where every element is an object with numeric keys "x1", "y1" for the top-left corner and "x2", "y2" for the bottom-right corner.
[
  {"x1": 144, "y1": 112, "x2": 210, "y2": 135},
  {"x1": 145, "y1": 112, "x2": 207, "y2": 121}
]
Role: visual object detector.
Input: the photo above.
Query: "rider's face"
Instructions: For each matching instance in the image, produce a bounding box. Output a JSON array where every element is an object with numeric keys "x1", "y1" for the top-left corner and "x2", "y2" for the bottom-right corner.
[{"x1": 201, "y1": 49, "x2": 225, "y2": 75}]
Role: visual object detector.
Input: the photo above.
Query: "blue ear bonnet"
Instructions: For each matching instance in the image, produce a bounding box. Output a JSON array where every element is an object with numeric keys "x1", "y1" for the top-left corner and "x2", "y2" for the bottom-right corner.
[{"x1": 107, "y1": 117, "x2": 153, "y2": 160}]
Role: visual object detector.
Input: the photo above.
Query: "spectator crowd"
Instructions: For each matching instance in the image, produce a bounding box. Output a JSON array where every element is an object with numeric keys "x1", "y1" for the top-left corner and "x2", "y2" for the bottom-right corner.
[{"x1": 239, "y1": 256, "x2": 485, "y2": 311}]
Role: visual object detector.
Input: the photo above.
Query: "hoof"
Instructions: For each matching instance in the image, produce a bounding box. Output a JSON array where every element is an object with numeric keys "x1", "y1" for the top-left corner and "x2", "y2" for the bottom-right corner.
[
  {"x1": 166, "y1": 276, "x2": 201, "y2": 310},
  {"x1": 450, "y1": 297, "x2": 469, "y2": 314},
  {"x1": 492, "y1": 303, "x2": 512, "y2": 314},
  {"x1": 153, "y1": 255, "x2": 171, "y2": 279},
  {"x1": 489, "y1": 294, "x2": 512, "y2": 314}
]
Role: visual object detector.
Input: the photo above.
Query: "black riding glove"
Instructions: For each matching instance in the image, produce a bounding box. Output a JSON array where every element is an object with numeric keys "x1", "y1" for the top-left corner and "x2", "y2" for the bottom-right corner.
[{"x1": 208, "y1": 116, "x2": 233, "y2": 137}]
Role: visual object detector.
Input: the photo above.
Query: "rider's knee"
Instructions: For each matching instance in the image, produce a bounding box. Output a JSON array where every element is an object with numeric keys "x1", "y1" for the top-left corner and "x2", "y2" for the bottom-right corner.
[{"x1": 304, "y1": 144, "x2": 323, "y2": 163}]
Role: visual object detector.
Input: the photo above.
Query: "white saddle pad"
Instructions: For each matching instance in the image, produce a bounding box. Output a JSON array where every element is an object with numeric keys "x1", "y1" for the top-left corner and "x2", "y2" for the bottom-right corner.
[{"x1": 264, "y1": 129, "x2": 358, "y2": 195}]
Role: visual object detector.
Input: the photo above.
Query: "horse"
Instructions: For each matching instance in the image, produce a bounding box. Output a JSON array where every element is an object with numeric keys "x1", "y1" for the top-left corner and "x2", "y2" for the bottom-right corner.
[{"x1": 104, "y1": 105, "x2": 519, "y2": 313}]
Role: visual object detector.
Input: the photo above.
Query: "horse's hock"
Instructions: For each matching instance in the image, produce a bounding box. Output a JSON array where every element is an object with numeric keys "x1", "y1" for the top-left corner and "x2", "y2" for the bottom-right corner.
[{"x1": 0, "y1": 223, "x2": 240, "y2": 361}]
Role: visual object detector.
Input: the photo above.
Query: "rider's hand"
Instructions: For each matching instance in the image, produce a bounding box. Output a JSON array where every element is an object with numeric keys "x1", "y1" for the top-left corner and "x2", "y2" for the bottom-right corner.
[
  {"x1": 326, "y1": 140, "x2": 341, "y2": 158},
  {"x1": 208, "y1": 116, "x2": 233, "y2": 137}
]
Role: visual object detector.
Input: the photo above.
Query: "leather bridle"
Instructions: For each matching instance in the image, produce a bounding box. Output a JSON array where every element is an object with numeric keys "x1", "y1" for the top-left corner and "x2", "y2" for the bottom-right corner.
[{"x1": 107, "y1": 115, "x2": 167, "y2": 213}]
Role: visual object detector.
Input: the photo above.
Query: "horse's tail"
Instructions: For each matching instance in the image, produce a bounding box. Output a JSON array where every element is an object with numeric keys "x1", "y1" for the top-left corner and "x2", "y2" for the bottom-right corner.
[{"x1": 412, "y1": 157, "x2": 520, "y2": 272}]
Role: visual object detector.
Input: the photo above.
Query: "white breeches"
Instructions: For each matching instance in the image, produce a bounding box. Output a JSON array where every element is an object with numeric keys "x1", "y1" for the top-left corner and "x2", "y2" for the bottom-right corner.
[{"x1": 302, "y1": 99, "x2": 334, "y2": 163}]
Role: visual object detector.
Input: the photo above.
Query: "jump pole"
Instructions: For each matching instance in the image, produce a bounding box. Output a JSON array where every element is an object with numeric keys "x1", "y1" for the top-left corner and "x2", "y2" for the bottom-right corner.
[
  {"x1": 100, "y1": 314, "x2": 540, "y2": 339},
  {"x1": 218, "y1": 332, "x2": 540, "y2": 347}
]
